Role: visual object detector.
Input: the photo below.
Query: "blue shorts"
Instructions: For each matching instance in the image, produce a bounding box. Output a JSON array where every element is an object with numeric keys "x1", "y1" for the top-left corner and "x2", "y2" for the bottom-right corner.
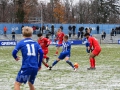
[
  {"x1": 16, "y1": 68, "x2": 38, "y2": 84},
  {"x1": 58, "y1": 52, "x2": 70, "y2": 60}
]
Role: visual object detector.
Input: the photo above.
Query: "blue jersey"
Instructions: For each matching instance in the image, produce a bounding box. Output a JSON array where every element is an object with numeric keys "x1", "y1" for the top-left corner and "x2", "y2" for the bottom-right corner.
[
  {"x1": 58, "y1": 41, "x2": 71, "y2": 59},
  {"x1": 12, "y1": 38, "x2": 43, "y2": 69},
  {"x1": 62, "y1": 41, "x2": 71, "y2": 55}
]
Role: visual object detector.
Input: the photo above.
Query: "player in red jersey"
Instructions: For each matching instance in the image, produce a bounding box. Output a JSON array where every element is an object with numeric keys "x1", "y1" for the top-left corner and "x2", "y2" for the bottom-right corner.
[
  {"x1": 54, "y1": 28, "x2": 65, "y2": 56},
  {"x1": 37, "y1": 33, "x2": 51, "y2": 68},
  {"x1": 84, "y1": 33, "x2": 101, "y2": 70}
]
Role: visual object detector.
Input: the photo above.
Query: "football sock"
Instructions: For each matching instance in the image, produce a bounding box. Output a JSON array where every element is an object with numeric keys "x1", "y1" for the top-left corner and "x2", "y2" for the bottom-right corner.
[
  {"x1": 56, "y1": 51, "x2": 58, "y2": 55},
  {"x1": 93, "y1": 58, "x2": 95, "y2": 67},
  {"x1": 90, "y1": 58, "x2": 94, "y2": 68},
  {"x1": 42, "y1": 61, "x2": 49, "y2": 67},
  {"x1": 52, "y1": 60, "x2": 58, "y2": 67},
  {"x1": 43, "y1": 55, "x2": 48, "y2": 59},
  {"x1": 66, "y1": 60, "x2": 74, "y2": 68}
]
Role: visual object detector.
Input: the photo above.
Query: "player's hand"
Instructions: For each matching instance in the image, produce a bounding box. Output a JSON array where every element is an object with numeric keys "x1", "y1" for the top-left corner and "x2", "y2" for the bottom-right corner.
[{"x1": 15, "y1": 56, "x2": 20, "y2": 61}]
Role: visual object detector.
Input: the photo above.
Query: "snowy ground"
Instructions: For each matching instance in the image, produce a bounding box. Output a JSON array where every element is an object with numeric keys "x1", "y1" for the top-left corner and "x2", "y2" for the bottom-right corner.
[{"x1": 0, "y1": 44, "x2": 120, "y2": 90}]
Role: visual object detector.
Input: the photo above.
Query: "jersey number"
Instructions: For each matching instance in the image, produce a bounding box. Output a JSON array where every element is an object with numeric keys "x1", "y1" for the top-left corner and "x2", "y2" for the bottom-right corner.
[{"x1": 26, "y1": 44, "x2": 36, "y2": 56}]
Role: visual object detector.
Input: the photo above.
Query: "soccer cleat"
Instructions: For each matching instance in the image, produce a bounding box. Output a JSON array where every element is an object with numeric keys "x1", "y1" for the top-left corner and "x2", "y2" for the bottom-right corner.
[
  {"x1": 87, "y1": 67, "x2": 96, "y2": 70},
  {"x1": 73, "y1": 67, "x2": 77, "y2": 71},
  {"x1": 46, "y1": 57, "x2": 49, "y2": 63},
  {"x1": 54, "y1": 54, "x2": 58, "y2": 56},
  {"x1": 49, "y1": 66, "x2": 52, "y2": 70}
]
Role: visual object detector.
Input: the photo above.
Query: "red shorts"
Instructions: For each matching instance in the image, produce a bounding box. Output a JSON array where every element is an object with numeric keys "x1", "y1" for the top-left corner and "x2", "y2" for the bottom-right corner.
[
  {"x1": 92, "y1": 47, "x2": 101, "y2": 56},
  {"x1": 43, "y1": 49, "x2": 48, "y2": 55}
]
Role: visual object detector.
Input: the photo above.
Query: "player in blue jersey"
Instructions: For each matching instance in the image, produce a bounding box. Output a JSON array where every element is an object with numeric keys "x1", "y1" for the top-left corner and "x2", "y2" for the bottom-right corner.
[
  {"x1": 12, "y1": 26, "x2": 43, "y2": 90},
  {"x1": 49, "y1": 35, "x2": 76, "y2": 71},
  {"x1": 83, "y1": 28, "x2": 92, "y2": 53}
]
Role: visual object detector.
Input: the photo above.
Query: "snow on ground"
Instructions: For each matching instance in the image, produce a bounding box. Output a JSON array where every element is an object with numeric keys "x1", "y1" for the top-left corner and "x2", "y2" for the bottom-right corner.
[{"x1": 0, "y1": 44, "x2": 120, "y2": 90}]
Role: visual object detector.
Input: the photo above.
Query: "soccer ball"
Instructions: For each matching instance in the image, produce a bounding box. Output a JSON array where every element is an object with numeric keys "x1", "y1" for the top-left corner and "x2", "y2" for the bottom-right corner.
[{"x1": 74, "y1": 63, "x2": 79, "y2": 68}]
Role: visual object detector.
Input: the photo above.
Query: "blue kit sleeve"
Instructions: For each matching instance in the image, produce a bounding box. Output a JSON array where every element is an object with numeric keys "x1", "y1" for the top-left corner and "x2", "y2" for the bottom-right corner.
[{"x1": 38, "y1": 49, "x2": 43, "y2": 68}]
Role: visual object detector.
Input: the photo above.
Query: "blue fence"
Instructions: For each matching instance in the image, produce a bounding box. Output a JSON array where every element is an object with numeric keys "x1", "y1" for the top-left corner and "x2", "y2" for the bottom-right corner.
[{"x1": 0, "y1": 23, "x2": 120, "y2": 34}]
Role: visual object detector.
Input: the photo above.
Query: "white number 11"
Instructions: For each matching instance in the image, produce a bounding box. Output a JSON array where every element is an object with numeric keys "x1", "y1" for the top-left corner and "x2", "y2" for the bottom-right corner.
[{"x1": 26, "y1": 44, "x2": 36, "y2": 56}]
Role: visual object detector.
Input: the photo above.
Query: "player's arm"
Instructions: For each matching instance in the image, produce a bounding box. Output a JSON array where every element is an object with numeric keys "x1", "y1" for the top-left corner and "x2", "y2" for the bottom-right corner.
[
  {"x1": 38, "y1": 47, "x2": 43, "y2": 70},
  {"x1": 87, "y1": 39, "x2": 92, "y2": 51},
  {"x1": 46, "y1": 38, "x2": 51, "y2": 47},
  {"x1": 12, "y1": 42, "x2": 21, "y2": 61}
]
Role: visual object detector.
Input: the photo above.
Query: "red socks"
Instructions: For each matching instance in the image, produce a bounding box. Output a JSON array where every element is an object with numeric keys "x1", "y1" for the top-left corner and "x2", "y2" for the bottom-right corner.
[
  {"x1": 90, "y1": 58, "x2": 95, "y2": 68},
  {"x1": 56, "y1": 51, "x2": 58, "y2": 55}
]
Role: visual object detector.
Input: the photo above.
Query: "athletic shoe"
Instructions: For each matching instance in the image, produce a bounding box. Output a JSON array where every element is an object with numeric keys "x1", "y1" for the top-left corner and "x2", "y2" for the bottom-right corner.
[
  {"x1": 46, "y1": 57, "x2": 49, "y2": 63},
  {"x1": 74, "y1": 67, "x2": 77, "y2": 71},
  {"x1": 87, "y1": 67, "x2": 96, "y2": 70},
  {"x1": 49, "y1": 66, "x2": 52, "y2": 70},
  {"x1": 54, "y1": 54, "x2": 58, "y2": 56}
]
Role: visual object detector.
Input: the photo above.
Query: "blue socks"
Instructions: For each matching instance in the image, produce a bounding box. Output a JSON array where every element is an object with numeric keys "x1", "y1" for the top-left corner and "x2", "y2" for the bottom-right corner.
[
  {"x1": 66, "y1": 60, "x2": 74, "y2": 68},
  {"x1": 52, "y1": 60, "x2": 58, "y2": 67}
]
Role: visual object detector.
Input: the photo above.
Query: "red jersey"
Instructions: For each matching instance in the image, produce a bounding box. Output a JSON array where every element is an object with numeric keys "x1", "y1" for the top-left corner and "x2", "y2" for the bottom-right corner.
[
  {"x1": 38, "y1": 37, "x2": 51, "y2": 50},
  {"x1": 57, "y1": 32, "x2": 64, "y2": 42},
  {"x1": 88, "y1": 36, "x2": 101, "y2": 49}
]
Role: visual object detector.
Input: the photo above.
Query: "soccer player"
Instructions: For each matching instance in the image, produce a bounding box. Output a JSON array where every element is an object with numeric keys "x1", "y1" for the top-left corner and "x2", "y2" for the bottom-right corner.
[
  {"x1": 84, "y1": 33, "x2": 101, "y2": 70},
  {"x1": 54, "y1": 28, "x2": 65, "y2": 56},
  {"x1": 83, "y1": 28, "x2": 92, "y2": 53},
  {"x1": 37, "y1": 33, "x2": 51, "y2": 68},
  {"x1": 49, "y1": 35, "x2": 76, "y2": 71},
  {"x1": 12, "y1": 26, "x2": 43, "y2": 90}
]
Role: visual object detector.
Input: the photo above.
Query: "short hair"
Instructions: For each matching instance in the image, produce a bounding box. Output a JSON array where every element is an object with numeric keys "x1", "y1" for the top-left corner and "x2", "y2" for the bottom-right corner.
[
  {"x1": 37, "y1": 33, "x2": 43, "y2": 37},
  {"x1": 58, "y1": 28, "x2": 61, "y2": 32},
  {"x1": 22, "y1": 26, "x2": 33, "y2": 37},
  {"x1": 64, "y1": 35, "x2": 69, "y2": 40},
  {"x1": 84, "y1": 33, "x2": 90, "y2": 36}
]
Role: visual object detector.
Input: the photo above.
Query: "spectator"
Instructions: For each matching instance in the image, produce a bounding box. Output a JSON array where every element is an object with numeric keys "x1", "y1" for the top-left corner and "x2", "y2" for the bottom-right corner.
[
  {"x1": 77, "y1": 29, "x2": 80, "y2": 39},
  {"x1": 101, "y1": 31, "x2": 106, "y2": 40},
  {"x1": 60, "y1": 25, "x2": 63, "y2": 31},
  {"x1": 72, "y1": 25, "x2": 76, "y2": 37},
  {"x1": 21, "y1": 25, "x2": 24, "y2": 33},
  {"x1": 45, "y1": 25, "x2": 50, "y2": 35},
  {"x1": 51, "y1": 24, "x2": 55, "y2": 37},
  {"x1": 103, "y1": 31, "x2": 106, "y2": 39},
  {"x1": 32, "y1": 26, "x2": 36, "y2": 34},
  {"x1": 3, "y1": 26, "x2": 7, "y2": 37},
  {"x1": 79, "y1": 27, "x2": 84, "y2": 40},
  {"x1": 68, "y1": 25, "x2": 72, "y2": 39},
  {"x1": 46, "y1": 25, "x2": 49, "y2": 30},
  {"x1": 97, "y1": 25, "x2": 99, "y2": 34},
  {"x1": 42, "y1": 25, "x2": 45, "y2": 34},
  {"x1": 113, "y1": 29, "x2": 116, "y2": 36},
  {"x1": 11, "y1": 30, "x2": 16, "y2": 41},
  {"x1": 81, "y1": 31, "x2": 84, "y2": 40}
]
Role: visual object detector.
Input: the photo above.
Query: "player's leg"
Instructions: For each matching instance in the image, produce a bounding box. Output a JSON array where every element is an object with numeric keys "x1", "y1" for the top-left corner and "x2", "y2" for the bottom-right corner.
[
  {"x1": 15, "y1": 68, "x2": 29, "y2": 89},
  {"x1": 49, "y1": 52, "x2": 64, "y2": 70},
  {"x1": 55, "y1": 41, "x2": 62, "y2": 56},
  {"x1": 14, "y1": 81, "x2": 21, "y2": 90},
  {"x1": 87, "y1": 53, "x2": 96, "y2": 70},
  {"x1": 42, "y1": 59, "x2": 49, "y2": 68},
  {"x1": 42, "y1": 50, "x2": 49, "y2": 68},
  {"x1": 28, "y1": 68, "x2": 38, "y2": 90},
  {"x1": 28, "y1": 82, "x2": 35, "y2": 90},
  {"x1": 65, "y1": 57, "x2": 76, "y2": 70},
  {"x1": 55, "y1": 46, "x2": 60, "y2": 56},
  {"x1": 88, "y1": 48, "x2": 101, "y2": 70},
  {"x1": 44, "y1": 49, "x2": 49, "y2": 63}
]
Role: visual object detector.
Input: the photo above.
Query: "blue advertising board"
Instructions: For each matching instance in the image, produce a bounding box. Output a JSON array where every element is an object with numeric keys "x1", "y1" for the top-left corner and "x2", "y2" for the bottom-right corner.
[
  {"x1": 0, "y1": 41, "x2": 17, "y2": 46},
  {"x1": 50, "y1": 40, "x2": 82, "y2": 45}
]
